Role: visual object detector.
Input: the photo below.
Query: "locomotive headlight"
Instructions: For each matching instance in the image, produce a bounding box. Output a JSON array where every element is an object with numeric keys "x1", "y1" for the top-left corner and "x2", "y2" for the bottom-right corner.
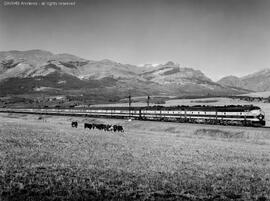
[
  {"x1": 259, "y1": 110, "x2": 265, "y2": 120},
  {"x1": 258, "y1": 114, "x2": 264, "y2": 120}
]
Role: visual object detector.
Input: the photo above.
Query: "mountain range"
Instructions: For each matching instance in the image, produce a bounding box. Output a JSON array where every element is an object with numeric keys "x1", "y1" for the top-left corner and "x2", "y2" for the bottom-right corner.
[
  {"x1": 217, "y1": 69, "x2": 270, "y2": 92},
  {"x1": 0, "y1": 49, "x2": 267, "y2": 103}
]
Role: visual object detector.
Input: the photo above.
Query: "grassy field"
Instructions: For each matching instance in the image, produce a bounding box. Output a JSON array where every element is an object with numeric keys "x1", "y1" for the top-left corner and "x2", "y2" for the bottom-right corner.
[{"x1": 0, "y1": 113, "x2": 270, "y2": 201}]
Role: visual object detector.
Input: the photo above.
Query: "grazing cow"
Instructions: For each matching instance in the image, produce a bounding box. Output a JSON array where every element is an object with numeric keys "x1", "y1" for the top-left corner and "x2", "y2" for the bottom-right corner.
[
  {"x1": 84, "y1": 123, "x2": 92, "y2": 129},
  {"x1": 105, "y1": 124, "x2": 113, "y2": 131},
  {"x1": 97, "y1": 124, "x2": 106, "y2": 131},
  {"x1": 117, "y1": 125, "x2": 124, "y2": 132},
  {"x1": 89, "y1": 123, "x2": 115, "y2": 132},
  {"x1": 95, "y1": 124, "x2": 104, "y2": 130},
  {"x1": 71, "y1": 121, "x2": 78, "y2": 128},
  {"x1": 112, "y1": 125, "x2": 124, "y2": 132},
  {"x1": 113, "y1": 125, "x2": 118, "y2": 132},
  {"x1": 94, "y1": 124, "x2": 102, "y2": 130}
]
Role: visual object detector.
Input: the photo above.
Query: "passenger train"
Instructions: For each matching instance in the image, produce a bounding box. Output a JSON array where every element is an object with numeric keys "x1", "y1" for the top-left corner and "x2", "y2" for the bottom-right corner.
[{"x1": 0, "y1": 104, "x2": 266, "y2": 127}]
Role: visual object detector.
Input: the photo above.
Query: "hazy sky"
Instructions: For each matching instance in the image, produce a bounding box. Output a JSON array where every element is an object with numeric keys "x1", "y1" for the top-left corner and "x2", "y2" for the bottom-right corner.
[{"x1": 1, "y1": 0, "x2": 270, "y2": 80}]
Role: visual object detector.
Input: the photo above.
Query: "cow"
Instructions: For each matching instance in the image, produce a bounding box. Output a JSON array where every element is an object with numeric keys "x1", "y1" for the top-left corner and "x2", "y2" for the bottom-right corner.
[
  {"x1": 90, "y1": 123, "x2": 115, "y2": 132},
  {"x1": 113, "y1": 125, "x2": 118, "y2": 132},
  {"x1": 84, "y1": 123, "x2": 92, "y2": 129},
  {"x1": 105, "y1": 124, "x2": 113, "y2": 131},
  {"x1": 71, "y1": 121, "x2": 78, "y2": 128},
  {"x1": 113, "y1": 125, "x2": 124, "y2": 132},
  {"x1": 99, "y1": 124, "x2": 107, "y2": 131},
  {"x1": 94, "y1": 124, "x2": 104, "y2": 130},
  {"x1": 117, "y1": 125, "x2": 124, "y2": 132}
]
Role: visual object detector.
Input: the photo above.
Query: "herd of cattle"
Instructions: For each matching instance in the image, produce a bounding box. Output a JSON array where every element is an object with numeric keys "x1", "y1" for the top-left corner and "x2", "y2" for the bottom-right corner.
[{"x1": 71, "y1": 121, "x2": 124, "y2": 132}]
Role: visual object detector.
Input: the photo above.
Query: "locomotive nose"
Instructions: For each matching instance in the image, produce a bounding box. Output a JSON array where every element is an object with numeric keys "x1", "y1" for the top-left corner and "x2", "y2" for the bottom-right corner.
[{"x1": 257, "y1": 114, "x2": 264, "y2": 120}]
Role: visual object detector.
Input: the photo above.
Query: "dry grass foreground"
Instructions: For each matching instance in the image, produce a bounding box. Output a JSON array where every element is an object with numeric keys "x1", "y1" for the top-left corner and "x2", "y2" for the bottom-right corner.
[{"x1": 0, "y1": 113, "x2": 270, "y2": 201}]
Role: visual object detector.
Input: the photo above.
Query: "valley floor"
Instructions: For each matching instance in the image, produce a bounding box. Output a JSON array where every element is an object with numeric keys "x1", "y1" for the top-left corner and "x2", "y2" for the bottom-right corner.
[{"x1": 0, "y1": 113, "x2": 270, "y2": 201}]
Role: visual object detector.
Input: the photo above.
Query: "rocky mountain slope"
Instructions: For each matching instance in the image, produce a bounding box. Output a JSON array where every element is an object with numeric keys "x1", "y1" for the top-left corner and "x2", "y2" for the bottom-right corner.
[
  {"x1": 140, "y1": 61, "x2": 246, "y2": 95},
  {"x1": 218, "y1": 69, "x2": 270, "y2": 92},
  {"x1": 217, "y1": 76, "x2": 246, "y2": 89},
  {"x1": 0, "y1": 50, "x2": 249, "y2": 101},
  {"x1": 0, "y1": 50, "x2": 143, "y2": 80}
]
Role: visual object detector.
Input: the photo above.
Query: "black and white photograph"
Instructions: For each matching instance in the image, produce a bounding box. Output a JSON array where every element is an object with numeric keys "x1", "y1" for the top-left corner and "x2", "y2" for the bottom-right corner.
[{"x1": 0, "y1": 0, "x2": 270, "y2": 200}]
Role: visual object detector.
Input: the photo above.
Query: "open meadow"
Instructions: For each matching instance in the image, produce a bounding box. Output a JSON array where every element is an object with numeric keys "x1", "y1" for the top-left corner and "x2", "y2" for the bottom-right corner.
[{"x1": 0, "y1": 113, "x2": 270, "y2": 201}]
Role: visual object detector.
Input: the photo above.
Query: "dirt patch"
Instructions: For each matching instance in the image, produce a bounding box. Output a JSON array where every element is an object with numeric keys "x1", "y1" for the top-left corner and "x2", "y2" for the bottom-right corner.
[{"x1": 194, "y1": 129, "x2": 245, "y2": 139}]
